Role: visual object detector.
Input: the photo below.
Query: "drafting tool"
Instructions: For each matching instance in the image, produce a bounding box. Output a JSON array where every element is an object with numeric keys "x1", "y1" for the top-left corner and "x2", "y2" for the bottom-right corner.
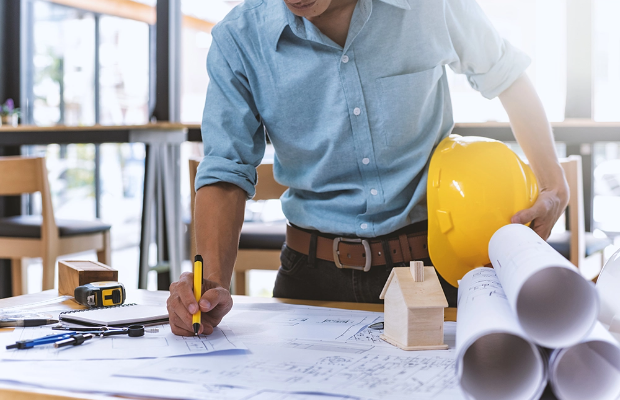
[
  {"x1": 7, "y1": 326, "x2": 146, "y2": 351},
  {"x1": 53, "y1": 325, "x2": 146, "y2": 337},
  {"x1": 6, "y1": 332, "x2": 78, "y2": 350},
  {"x1": 74, "y1": 281, "x2": 126, "y2": 308},
  {"x1": 193, "y1": 255, "x2": 203, "y2": 335},
  {"x1": 54, "y1": 333, "x2": 95, "y2": 348},
  {"x1": 52, "y1": 325, "x2": 159, "y2": 335},
  {"x1": 0, "y1": 318, "x2": 58, "y2": 327}
]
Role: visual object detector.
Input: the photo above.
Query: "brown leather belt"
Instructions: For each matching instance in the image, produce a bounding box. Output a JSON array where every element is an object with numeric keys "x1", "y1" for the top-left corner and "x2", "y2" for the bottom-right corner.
[{"x1": 285, "y1": 224, "x2": 429, "y2": 272}]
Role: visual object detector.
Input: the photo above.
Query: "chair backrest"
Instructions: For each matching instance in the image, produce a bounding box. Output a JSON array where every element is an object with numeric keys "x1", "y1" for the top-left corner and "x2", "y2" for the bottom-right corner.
[
  {"x1": 559, "y1": 155, "x2": 585, "y2": 267},
  {"x1": 254, "y1": 163, "x2": 288, "y2": 201},
  {"x1": 188, "y1": 160, "x2": 287, "y2": 215},
  {"x1": 0, "y1": 156, "x2": 45, "y2": 196},
  {"x1": 0, "y1": 156, "x2": 57, "y2": 238}
]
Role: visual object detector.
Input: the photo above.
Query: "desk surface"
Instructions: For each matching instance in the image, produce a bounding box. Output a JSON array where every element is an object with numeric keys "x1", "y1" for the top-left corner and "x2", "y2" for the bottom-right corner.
[{"x1": 0, "y1": 290, "x2": 457, "y2": 400}]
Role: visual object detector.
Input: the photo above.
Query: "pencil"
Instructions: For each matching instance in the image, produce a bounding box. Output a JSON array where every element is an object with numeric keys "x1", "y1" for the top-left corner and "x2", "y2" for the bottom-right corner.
[
  {"x1": 0, "y1": 318, "x2": 58, "y2": 327},
  {"x1": 193, "y1": 255, "x2": 203, "y2": 335}
]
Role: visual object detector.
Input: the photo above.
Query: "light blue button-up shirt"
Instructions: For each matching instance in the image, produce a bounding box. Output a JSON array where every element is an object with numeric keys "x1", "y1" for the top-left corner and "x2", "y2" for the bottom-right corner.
[{"x1": 196, "y1": 0, "x2": 530, "y2": 237}]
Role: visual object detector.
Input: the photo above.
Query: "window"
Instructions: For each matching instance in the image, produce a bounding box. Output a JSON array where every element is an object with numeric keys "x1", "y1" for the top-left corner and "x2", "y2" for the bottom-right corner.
[
  {"x1": 593, "y1": 143, "x2": 620, "y2": 233},
  {"x1": 448, "y1": 0, "x2": 567, "y2": 122},
  {"x1": 180, "y1": 0, "x2": 236, "y2": 123},
  {"x1": 23, "y1": 0, "x2": 151, "y2": 291},
  {"x1": 31, "y1": 2, "x2": 95, "y2": 126},
  {"x1": 593, "y1": 0, "x2": 620, "y2": 121},
  {"x1": 99, "y1": 16, "x2": 150, "y2": 125}
]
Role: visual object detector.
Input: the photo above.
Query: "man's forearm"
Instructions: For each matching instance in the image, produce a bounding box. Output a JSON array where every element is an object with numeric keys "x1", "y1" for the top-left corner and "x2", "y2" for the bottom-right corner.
[
  {"x1": 498, "y1": 73, "x2": 569, "y2": 238},
  {"x1": 498, "y1": 73, "x2": 567, "y2": 193},
  {"x1": 194, "y1": 182, "x2": 247, "y2": 289}
]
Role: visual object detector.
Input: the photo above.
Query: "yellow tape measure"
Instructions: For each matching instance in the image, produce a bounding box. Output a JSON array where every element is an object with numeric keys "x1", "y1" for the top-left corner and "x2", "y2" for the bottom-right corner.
[{"x1": 74, "y1": 282, "x2": 126, "y2": 308}]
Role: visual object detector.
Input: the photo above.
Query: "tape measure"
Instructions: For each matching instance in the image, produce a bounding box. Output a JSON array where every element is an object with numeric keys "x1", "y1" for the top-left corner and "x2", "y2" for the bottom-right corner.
[{"x1": 74, "y1": 282, "x2": 126, "y2": 308}]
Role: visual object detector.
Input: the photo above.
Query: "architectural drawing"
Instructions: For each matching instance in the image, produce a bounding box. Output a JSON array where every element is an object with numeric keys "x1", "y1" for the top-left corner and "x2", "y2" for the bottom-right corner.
[
  {"x1": 0, "y1": 323, "x2": 244, "y2": 360},
  {"x1": 119, "y1": 346, "x2": 462, "y2": 400}
]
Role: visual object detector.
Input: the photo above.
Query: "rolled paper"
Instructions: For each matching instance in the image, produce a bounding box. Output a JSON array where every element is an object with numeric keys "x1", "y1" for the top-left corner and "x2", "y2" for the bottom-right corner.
[
  {"x1": 456, "y1": 268, "x2": 547, "y2": 400},
  {"x1": 489, "y1": 224, "x2": 599, "y2": 348}
]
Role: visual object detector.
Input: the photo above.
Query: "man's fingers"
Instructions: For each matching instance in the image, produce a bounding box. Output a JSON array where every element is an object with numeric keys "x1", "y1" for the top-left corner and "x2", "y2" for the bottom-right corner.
[
  {"x1": 511, "y1": 192, "x2": 560, "y2": 241},
  {"x1": 174, "y1": 272, "x2": 200, "y2": 314},
  {"x1": 200, "y1": 323, "x2": 214, "y2": 336},
  {"x1": 169, "y1": 296, "x2": 194, "y2": 326},
  {"x1": 200, "y1": 287, "x2": 232, "y2": 313},
  {"x1": 511, "y1": 206, "x2": 538, "y2": 225},
  {"x1": 511, "y1": 194, "x2": 551, "y2": 225},
  {"x1": 167, "y1": 278, "x2": 233, "y2": 337},
  {"x1": 171, "y1": 295, "x2": 193, "y2": 321},
  {"x1": 169, "y1": 305, "x2": 197, "y2": 336},
  {"x1": 530, "y1": 217, "x2": 553, "y2": 241}
]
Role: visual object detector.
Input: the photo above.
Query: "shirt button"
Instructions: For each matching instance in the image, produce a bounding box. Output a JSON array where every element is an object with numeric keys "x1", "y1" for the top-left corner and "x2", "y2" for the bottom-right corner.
[
  {"x1": 362, "y1": 158, "x2": 370, "y2": 165},
  {"x1": 341, "y1": 55, "x2": 349, "y2": 63},
  {"x1": 361, "y1": 223, "x2": 368, "y2": 230},
  {"x1": 370, "y1": 189, "x2": 378, "y2": 196},
  {"x1": 353, "y1": 107, "x2": 361, "y2": 116}
]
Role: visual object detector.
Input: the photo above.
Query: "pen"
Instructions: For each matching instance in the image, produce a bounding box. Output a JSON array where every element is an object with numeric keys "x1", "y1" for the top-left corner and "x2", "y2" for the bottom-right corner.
[
  {"x1": 193, "y1": 254, "x2": 203, "y2": 335},
  {"x1": 0, "y1": 318, "x2": 59, "y2": 327}
]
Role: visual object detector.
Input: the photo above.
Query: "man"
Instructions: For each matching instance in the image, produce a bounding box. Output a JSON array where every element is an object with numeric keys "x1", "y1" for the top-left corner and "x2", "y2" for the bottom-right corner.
[{"x1": 167, "y1": 0, "x2": 569, "y2": 336}]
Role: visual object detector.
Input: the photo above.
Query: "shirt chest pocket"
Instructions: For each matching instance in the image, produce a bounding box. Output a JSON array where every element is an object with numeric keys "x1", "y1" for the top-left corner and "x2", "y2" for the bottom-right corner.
[{"x1": 376, "y1": 65, "x2": 445, "y2": 147}]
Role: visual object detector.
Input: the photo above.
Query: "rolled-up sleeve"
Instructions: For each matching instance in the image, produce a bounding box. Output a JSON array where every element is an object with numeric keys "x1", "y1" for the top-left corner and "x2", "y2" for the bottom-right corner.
[
  {"x1": 444, "y1": 0, "x2": 531, "y2": 99},
  {"x1": 195, "y1": 29, "x2": 265, "y2": 198}
]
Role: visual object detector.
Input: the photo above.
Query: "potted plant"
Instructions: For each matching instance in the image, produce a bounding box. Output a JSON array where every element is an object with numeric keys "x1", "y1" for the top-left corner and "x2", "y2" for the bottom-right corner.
[{"x1": 0, "y1": 99, "x2": 20, "y2": 127}]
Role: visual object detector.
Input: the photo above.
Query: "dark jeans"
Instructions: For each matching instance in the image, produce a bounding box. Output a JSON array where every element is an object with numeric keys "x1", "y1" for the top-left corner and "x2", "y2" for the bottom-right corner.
[{"x1": 273, "y1": 244, "x2": 458, "y2": 307}]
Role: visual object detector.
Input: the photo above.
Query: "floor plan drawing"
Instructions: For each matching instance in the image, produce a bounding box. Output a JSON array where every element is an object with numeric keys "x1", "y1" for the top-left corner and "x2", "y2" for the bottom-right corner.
[
  {"x1": 120, "y1": 338, "x2": 463, "y2": 399},
  {"x1": 0, "y1": 324, "x2": 245, "y2": 360}
]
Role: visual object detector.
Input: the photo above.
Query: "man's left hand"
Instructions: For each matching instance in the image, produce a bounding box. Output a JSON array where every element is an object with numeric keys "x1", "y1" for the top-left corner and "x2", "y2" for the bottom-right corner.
[{"x1": 510, "y1": 184, "x2": 569, "y2": 241}]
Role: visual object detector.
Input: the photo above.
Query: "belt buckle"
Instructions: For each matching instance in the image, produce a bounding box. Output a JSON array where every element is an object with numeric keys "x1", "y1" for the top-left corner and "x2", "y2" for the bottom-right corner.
[{"x1": 333, "y1": 237, "x2": 372, "y2": 272}]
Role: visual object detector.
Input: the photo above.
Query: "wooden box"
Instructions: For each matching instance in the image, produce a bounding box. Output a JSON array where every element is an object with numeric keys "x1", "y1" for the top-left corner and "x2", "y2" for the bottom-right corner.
[{"x1": 58, "y1": 260, "x2": 118, "y2": 297}]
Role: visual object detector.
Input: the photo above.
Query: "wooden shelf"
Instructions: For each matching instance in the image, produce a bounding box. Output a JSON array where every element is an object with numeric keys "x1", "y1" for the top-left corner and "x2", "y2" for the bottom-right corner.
[{"x1": 0, "y1": 122, "x2": 187, "y2": 133}]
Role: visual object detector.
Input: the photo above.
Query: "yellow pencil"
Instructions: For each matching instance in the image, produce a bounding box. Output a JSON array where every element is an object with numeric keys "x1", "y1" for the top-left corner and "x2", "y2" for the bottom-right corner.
[{"x1": 193, "y1": 255, "x2": 203, "y2": 335}]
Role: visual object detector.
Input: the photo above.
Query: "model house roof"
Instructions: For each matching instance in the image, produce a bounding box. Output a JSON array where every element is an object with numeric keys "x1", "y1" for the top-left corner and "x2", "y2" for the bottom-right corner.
[{"x1": 380, "y1": 267, "x2": 448, "y2": 309}]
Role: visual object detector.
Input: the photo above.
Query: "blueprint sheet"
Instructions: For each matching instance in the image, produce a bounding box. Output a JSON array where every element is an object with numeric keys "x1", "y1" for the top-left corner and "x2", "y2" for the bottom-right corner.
[
  {"x1": 0, "y1": 302, "x2": 461, "y2": 399},
  {"x1": 118, "y1": 303, "x2": 462, "y2": 400},
  {"x1": 0, "y1": 359, "x2": 307, "y2": 400},
  {"x1": 0, "y1": 323, "x2": 245, "y2": 360},
  {"x1": 119, "y1": 343, "x2": 459, "y2": 400}
]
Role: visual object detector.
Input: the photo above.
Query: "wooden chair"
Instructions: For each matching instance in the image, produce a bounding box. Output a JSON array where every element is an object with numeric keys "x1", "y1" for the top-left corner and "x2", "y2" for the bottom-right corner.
[
  {"x1": 547, "y1": 155, "x2": 612, "y2": 280},
  {"x1": 189, "y1": 158, "x2": 287, "y2": 295},
  {"x1": 0, "y1": 156, "x2": 111, "y2": 295}
]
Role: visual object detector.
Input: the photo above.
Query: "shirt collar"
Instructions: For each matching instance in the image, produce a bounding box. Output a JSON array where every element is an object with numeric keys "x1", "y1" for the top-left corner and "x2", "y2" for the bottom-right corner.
[
  {"x1": 379, "y1": 0, "x2": 411, "y2": 10},
  {"x1": 268, "y1": 0, "x2": 411, "y2": 50},
  {"x1": 267, "y1": 0, "x2": 296, "y2": 50}
]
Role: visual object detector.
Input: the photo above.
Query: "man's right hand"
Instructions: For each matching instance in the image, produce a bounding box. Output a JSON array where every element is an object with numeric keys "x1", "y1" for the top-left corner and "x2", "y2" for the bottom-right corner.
[{"x1": 167, "y1": 271, "x2": 233, "y2": 336}]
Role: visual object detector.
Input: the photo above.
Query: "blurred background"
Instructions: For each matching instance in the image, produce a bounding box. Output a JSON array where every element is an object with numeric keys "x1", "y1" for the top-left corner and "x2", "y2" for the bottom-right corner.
[{"x1": 0, "y1": 0, "x2": 618, "y2": 296}]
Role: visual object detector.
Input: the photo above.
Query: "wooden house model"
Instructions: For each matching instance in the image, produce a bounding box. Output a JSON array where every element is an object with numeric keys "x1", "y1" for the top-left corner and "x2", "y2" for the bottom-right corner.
[{"x1": 379, "y1": 261, "x2": 449, "y2": 350}]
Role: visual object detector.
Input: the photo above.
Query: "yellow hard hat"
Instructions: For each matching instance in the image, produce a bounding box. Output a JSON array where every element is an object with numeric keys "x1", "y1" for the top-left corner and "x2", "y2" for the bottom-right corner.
[{"x1": 427, "y1": 134, "x2": 538, "y2": 287}]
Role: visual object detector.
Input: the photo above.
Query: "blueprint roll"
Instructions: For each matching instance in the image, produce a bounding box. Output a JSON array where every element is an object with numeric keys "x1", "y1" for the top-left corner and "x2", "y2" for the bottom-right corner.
[
  {"x1": 596, "y1": 247, "x2": 620, "y2": 341},
  {"x1": 489, "y1": 224, "x2": 599, "y2": 348},
  {"x1": 549, "y1": 322, "x2": 620, "y2": 400},
  {"x1": 456, "y1": 268, "x2": 547, "y2": 400}
]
